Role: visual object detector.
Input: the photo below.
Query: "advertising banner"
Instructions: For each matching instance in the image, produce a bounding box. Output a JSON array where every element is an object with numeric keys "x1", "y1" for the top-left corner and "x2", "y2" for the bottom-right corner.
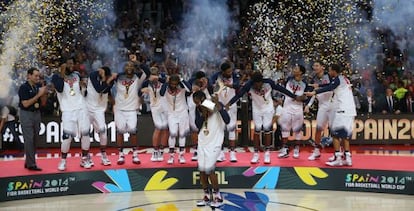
[
  {"x1": 3, "y1": 114, "x2": 414, "y2": 149},
  {"x1": 1, "y1": 166, "x2": 413, "y2": 202}
]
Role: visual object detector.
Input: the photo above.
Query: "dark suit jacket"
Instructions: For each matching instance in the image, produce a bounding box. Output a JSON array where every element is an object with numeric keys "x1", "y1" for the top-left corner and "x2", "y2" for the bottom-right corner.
[
  {"x1": 379, "y1": 95, "x2": 400, "y2": 113},
  {"x1": 360, "y1": 96, "x2": 377, "y2": 114},
  {"x1": 399, "y1": 96, "x2": 414, "y2": 113}
]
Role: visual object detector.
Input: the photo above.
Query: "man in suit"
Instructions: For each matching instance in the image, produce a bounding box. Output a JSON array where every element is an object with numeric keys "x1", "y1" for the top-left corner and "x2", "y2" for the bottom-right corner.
[
  {"x1": 359, "y1": 88, "x2": 377, "y2": 114},
  {"x1": 380, "y1": 88, "x2": 400, "y2": 114}
]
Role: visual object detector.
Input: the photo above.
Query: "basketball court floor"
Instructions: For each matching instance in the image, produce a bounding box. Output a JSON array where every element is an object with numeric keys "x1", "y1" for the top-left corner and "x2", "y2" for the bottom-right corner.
[
  {"x1": 1, "y1": 145, "x2": 413, "y2": 211},
  {"x1": 1, "y1": 188, "x2": 414, "y2": 211}
]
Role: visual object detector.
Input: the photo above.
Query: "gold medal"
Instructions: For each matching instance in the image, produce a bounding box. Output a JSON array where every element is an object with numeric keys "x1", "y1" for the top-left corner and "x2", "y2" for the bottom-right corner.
[
  {"x1": 202, "y1": 120, "x2": 209, "y2": 135},
  {"x1": 34, "y1": 103, "x2": 39, "y2": 108},
  {"x1": 203, "y1": 128, "x2": 209, "y2": 136},
  {"x1": 124, "y1": 93, "x2": 129, "y2": 99},
  {"x1": 70, "y1": 88, "x2": 75, "y2": 96}
]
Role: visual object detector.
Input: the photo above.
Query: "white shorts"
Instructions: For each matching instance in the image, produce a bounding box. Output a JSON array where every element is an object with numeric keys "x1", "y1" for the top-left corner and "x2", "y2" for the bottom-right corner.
[
  {"x1": 316, "y1": 106, "x2": 332, "y2": 130},
  {"x1": 226, "y1": 106, "x2": 237, "y2": 132},
  {"x1": 114, "y1": 109, "x2": 137, "y2": 134},
  {"x1": 88, "y1": 110, "x2": 107, "y2": 133},
  {"x1": 61, "y1": 108, "x2": 90, "y2": 137},
  {"x1": 188, "y1": 106, "x2": 198, "y2": 131},
  {"x1": 151, "y1": 106, "x2": 168, "y2": 130},
  {"x1": 279, "y1": 111, "x2": 304, "y2": 139},
  {"x1": 198, "y1": 145, "x2": 221, "y2": 174},
  {"x1": 168, "y1": 111, "x2": 190, "y2": 138},
  {"x1": 252, "y1": 109, "x2": 274, "y2": 132},
  {"x1": 330, "y1": 113, "x2": 354, "y2": 139}
]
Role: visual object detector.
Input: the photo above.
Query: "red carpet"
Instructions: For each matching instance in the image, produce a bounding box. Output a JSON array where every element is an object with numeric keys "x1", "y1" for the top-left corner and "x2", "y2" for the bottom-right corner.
[{"x1": 1, "y1": 148, "x2": 413, "y2": 178}]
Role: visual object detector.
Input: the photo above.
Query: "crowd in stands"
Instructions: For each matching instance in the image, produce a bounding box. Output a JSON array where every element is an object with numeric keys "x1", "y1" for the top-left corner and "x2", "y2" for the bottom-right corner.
[{"x1": 1, "y1": 0, "x2": 413, "y2": 117}]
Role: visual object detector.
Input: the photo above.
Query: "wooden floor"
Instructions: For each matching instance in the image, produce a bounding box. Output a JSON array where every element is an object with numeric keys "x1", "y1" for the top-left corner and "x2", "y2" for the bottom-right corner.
[{"x1": 1, "y1": 189, "x2": 413, "y2": 211}]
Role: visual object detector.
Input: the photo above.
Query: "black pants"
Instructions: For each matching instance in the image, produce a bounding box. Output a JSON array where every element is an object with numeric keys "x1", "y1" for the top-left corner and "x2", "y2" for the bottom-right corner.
[
  {"x1": 20, "y1": 110, "x2": 41, "y2": 167},
  {"x1": 274, "y1": 124, "x2": 282, "y2": 149}
]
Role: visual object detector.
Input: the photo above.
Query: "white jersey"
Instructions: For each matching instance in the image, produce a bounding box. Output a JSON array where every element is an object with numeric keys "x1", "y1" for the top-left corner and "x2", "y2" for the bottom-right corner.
[
  {"x1": 114, "y1": 74, "x2": 142, "y2": 111},
  {"x1": 283, "y1": 78, "x2": 307, "y2": 114},
  {"x1": 317, "y1": 75, "x2": 356, "y2": 116},
  {"x1": 144, "y1": 80, "x2": 165, "y2": 109},
  {"x1": 198, "y1": 111, "x2": 226, "y2": 148},
  {"x1": 53, "y1": 72, "x2": 85, "y2": 112},
  {"x1": 332, "y1": 75, "x2": 357, "y2": 116},
  {"x1": 312, "y1": 74, "x2": 333, "y2": 109},
  {"x1": 210, "y1": 72, "x2": 239, "y2": 109},
  {"x1": 249, "y1": 83, "x2": 274, "y2": 113},
  {"x1": 162, "y1": 85, "x2": 189, "y2": 116},
  {"x1": 85, "y1": 72, "x2": 111, "y2": 112}
]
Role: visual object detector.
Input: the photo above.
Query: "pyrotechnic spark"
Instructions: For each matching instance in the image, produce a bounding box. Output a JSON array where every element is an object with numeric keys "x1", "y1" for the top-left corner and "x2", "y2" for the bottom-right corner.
[
  {"x1": 0, "y1": 0, "x2": 113, "y2": 97},
  {"x1": 246, "y1": 0, "x2": 365, "y2": 75}
]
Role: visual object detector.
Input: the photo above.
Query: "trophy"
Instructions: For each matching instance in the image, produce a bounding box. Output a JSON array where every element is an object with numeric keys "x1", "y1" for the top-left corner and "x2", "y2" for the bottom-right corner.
[{"x1": 213, "y1": 79, "x2": 226, "y2": 97}]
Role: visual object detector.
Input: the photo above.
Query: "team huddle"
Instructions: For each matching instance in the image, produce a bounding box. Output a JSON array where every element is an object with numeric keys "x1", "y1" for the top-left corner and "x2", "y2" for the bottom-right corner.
[{"x1": 50, "y1": 56, "x2": 356, "y2": 172}]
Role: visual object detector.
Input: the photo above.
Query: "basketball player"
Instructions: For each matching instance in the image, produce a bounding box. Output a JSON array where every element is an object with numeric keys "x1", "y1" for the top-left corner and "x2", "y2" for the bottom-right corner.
[
  {"x1": 113, "y1": 59, "x2": 150, "y2": 165},
  {"x1": 52, "y1": 57, "x2": 92, "y2": 171},
  {"x1": 160, "y1": 74, "x2": 192, "y2": 164},
  {"x1": 227, "y1": 71, "x2": 299, "y2": 164},
  {"x1": 187, "y1": 71, "x2": 212, "y2": 161},
  {"x1": 193, "y1": 91, "x2": 230, "y2": 208},
  {"x1": 305, "y1": 64, "x2": 356, "y2": 166},
  {"x1": 304, "y1": 61, "x2": 333, "y2": 161},
  {"x1": 140, "y1": 66, "x2": 169, "y2": 162},
  {"x1": 209, "y1": 62, "x2": 240, "y2": 162},
  {"x1": 85, "y1": 66, "x2": 116, "y2": 166},
  {"x1": 278, "y1": 64, "x2": 310, "y2": 159}
]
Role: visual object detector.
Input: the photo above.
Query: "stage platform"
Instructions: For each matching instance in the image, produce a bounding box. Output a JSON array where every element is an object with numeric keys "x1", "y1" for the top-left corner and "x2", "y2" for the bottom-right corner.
[{"x1": 1, "y1": 146, "x2": 413, "y2": 202}]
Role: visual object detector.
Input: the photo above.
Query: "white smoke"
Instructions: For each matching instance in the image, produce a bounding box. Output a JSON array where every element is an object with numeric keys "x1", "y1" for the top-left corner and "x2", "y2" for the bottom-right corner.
[
  {"x1": 167, "y1": 0, "x2": 238, "y2": 78},
  {"x1": 0, "y1": 1, "x2": 40, "y2": 99},
  {"x1": 372, "y1": 0, "x2": 414, "y2": 68},
  {"x1": 87, "y1": 1, "x2": 124, "y2": 72}
]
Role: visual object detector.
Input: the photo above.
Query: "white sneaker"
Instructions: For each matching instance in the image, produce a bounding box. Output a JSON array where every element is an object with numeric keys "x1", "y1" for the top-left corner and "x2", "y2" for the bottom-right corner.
[
  {"x1": 293, "y1": 146, "x2": 300, "y2": 159},
  {"x1": 167, "y1": 154, "x2": 174, "y2": 164},
  {"x1": 87, "y1": 154, "x2": 95, "y2": 166},
  {"x1": 326, "y1": 153, "x2": 343, "y2": 166},
  {"x1": 278, "y1": 147, "x2": 289, "y2": 158},
  {"x1": 57, "y1": 159, "x2": 66, "y2": 171},
  {"x1": 344, "y1": 152, "x2": 352, "y2": 166},
  {"x1": 250, "y1": 152, "x2": 259, "y2": 164},
  {"x1": 264, "y1": 151, "x2": 271, "y2": 164},
  {"x1": 216, "y1": 150, "x2": 225, "y2": 162},
  {"x1": 196, "y1": 195, "x2": 210, "y2": 207},
  {"x1": 179, "y1": 152, "x2": 186, "y2": 164},
  {"x1": 328, "y1": 149, "x2": 344, "y2": 161},
  {"x1": 132, "y1": 151, "x2": 141, "y2": 164},
  {"x1": 210, "y1": 194, "x2": 224, "y2": 208},
  {"x1": 230, "y1": 150, "x2": 237, "y2": 162},
  {"x1": 308, "y1": 148, "x2": 321, "y2": 161},
  {"x1": 101, "y1": 152, "x2": 111, "y2": 166},
  {"x1": 191, "y1": 150, "x2": 198, "y2": 161},
  {"x1": 158, "y1": 150, "x2": 164, "y2": 161},
  {"x1": 80, "y1": 157, "x2": 92, "y2": 169},
  {"x1": 117, "y1": 152, "x2": 125, "y2": 165},
  {"x1": 151, "y1": 151, "x2": 158, "y2": 162}
]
